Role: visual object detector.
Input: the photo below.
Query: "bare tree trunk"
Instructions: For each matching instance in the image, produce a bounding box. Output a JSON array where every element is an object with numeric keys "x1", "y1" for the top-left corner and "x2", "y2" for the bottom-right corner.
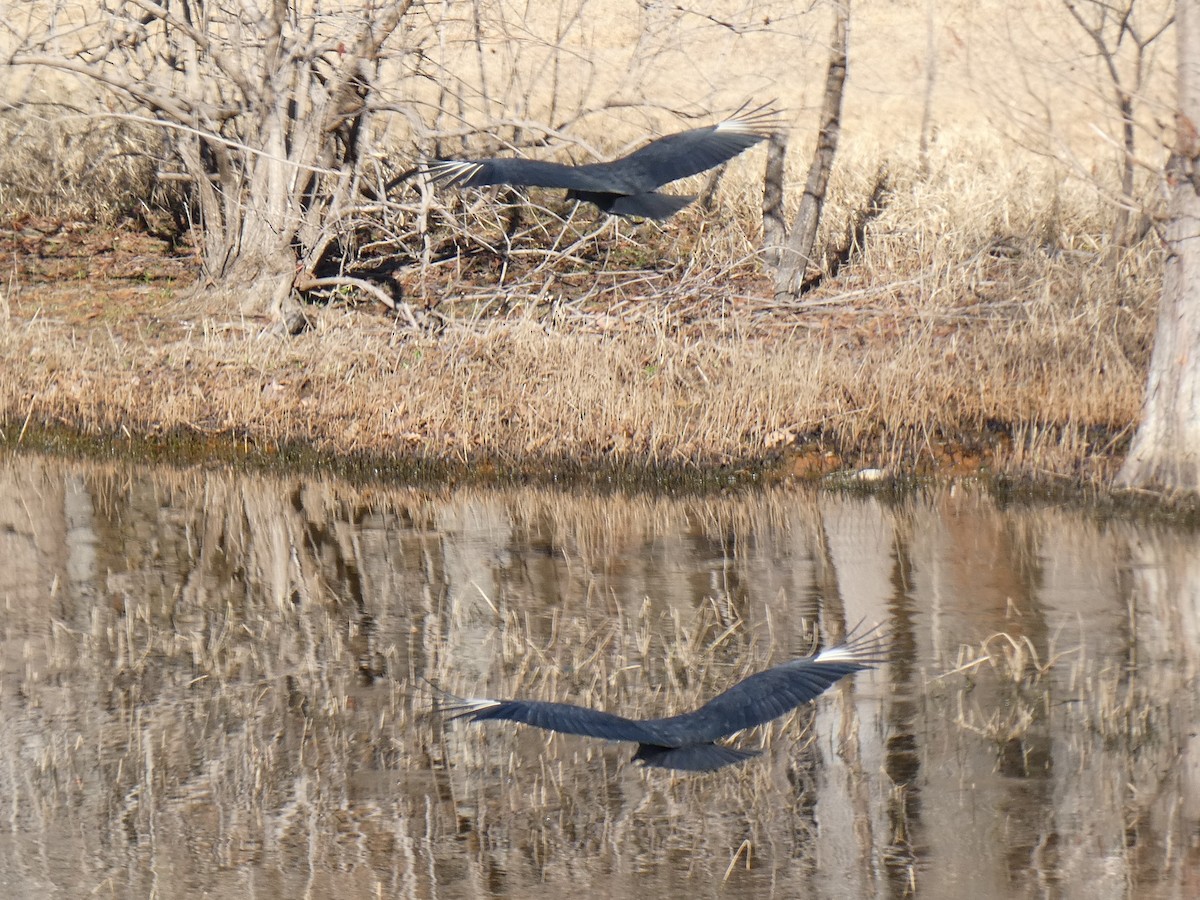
[
  {"x1": 773, "y1": 1, "x2": 849, "y2": 300},
  {"x1": 762, "y1": 132, "x2": 789, "y2": 268},
  {"x1": 1116, "y1": 0, "x2": 1200, "y2": 494}
]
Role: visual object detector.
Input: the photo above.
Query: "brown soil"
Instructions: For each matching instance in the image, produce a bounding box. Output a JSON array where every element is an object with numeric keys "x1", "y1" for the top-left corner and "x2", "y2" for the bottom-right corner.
[{"x1": 4, "y1": 217, "x2": 193, "y2": 328}]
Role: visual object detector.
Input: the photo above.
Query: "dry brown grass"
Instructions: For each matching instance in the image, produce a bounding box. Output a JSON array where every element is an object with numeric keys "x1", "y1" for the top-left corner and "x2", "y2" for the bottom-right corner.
[
  {"x1": 1, "y1": 133, "x2": 1158, "y2": 485},
  {"x1": 0, "y1": 107, "x2": 162, "y2": 223}
]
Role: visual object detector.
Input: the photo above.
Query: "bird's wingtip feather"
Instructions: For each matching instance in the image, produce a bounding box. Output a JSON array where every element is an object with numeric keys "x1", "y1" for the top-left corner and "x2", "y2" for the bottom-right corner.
[
  {"x1": 421, "y1": 160, "x2": 482, "y2": 186},
  {"x1": 815, "y1": 620, "x2": 892, "y2": 666},
  {"x1": 424, "y1": 678, "x2": 503, "y2": 720},
  {"x1": 718, "y1": 100, "x2": 785, "y2": 137},
  {"x1": 438, "y1": 697, "x2": 503, "y2": 722}
]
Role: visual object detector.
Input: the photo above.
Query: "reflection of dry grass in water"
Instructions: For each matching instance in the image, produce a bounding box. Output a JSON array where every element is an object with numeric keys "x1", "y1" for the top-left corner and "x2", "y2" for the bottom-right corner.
[
  {"x1": 16, "y1": 569, "x2": 873, "y2": 888},
  {"x1": 0, "y1": 458, "x2": 891, "y2": 889},
  {"x1": 939, "y1": 632, "x2": 1076, "y2": 749},
  {"x1": 0, "y1": 139, "x2": 1155, "y2": 485},
  {"x1": 936, "y1": 629, "x2": 1176, "y2": 773},
  {"x1": 931, "y1": 620, "x2": 1196, "y2": 887}
]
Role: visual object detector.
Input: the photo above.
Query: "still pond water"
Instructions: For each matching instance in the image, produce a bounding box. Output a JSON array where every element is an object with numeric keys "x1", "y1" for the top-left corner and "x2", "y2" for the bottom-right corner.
[{"x1": 0, "y1": 453, "x2": 1198, "y2": 898}]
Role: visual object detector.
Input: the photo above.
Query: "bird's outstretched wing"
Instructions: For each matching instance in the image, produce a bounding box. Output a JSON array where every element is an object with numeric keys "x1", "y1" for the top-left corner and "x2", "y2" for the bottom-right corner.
[
  {"x1": 650, "y1": 623, "x2": 890, "y2": 743},
  {"x1": 423, "y1": 102, "x2": 781, "y2": 197},
  {"x1": 586, "y1": 102, "x2": 782, "y2": 193},
  {"x1": 422, "y1": 158, "x2": 609, "y2": 191},
  {"x1": 436, "y1": 694, "x2": 674, "y2": 745}
]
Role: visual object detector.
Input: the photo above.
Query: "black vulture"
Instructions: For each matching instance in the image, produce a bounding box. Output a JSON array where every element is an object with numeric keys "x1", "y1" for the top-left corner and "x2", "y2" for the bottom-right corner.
[
  {"x1": 424, "y1": 102, "x2": 780, "y2": 220},
  {"x1": 435, "y1": 623, "x2": 888, "y2": 772}
]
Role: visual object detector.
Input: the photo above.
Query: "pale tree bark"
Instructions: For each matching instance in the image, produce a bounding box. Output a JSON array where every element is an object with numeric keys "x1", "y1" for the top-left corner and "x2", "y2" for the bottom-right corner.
[
  {"x1": 1116, "y1": 0, "x2": 1200, "y2": 494},
  {"x1": 766, "y1": 1, "x2": 849, "y2": 299}
]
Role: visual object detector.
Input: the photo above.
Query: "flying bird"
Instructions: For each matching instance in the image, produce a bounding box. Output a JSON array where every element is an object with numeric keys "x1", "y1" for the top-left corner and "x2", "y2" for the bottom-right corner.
[
  {"x1": 435, "y1": 622, "x2": 887, "y2": 772},
  {"x1": 423, "y1": 102, "x2": 780, "y2": 220}
]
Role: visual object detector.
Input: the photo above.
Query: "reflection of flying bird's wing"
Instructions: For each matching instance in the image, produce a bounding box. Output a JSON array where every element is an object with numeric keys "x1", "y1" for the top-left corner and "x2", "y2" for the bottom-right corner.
[
  {"x1": 439, "y1": 696, "x2": 673, "y2": 745},
  {"x1": 434, "y1": 622, "x2": 888, "y2": 772},
  {"x1": 656, "y1": 623, "x2": 891, "y2": 743}
]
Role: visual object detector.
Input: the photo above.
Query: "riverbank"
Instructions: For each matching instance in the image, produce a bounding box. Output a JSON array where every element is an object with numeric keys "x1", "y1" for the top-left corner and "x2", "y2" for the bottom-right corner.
[{"x1": 0, "y1": 192, "x2": 1154, "y2": 491}]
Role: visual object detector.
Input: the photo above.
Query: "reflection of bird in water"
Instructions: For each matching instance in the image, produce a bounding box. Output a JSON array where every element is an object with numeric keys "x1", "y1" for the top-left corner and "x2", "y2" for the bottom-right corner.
[
  {"x1": 436, "y1": 623, "x2": 888, "y2": 772},
  {"x1": 424, "y1": 103, "x2": 780, "y2": 220}
]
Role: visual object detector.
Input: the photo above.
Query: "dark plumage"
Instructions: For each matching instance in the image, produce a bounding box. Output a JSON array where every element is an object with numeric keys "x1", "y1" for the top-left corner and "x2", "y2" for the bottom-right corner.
[
  {"x1": 424, "y1": 102, "x2": 780, "y2": 220},
  {"x1": 435, "y1": 623, "x2": 888, "y2": 772}
]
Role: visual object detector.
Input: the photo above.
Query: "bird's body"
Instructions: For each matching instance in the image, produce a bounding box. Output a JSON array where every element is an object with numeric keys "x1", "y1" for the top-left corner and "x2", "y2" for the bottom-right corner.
[
  {"x1": 436, "y1": 623, "x2": 887, "y2": 772},
  {"x1": 424, "y1": 103, "x2": 780, "y2": 220}
]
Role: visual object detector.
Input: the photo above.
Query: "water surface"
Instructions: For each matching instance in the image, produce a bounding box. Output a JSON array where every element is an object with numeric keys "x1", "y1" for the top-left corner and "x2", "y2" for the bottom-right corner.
[{"x1": 0, "y1": 453, "x2": 1197, "y2": 898}]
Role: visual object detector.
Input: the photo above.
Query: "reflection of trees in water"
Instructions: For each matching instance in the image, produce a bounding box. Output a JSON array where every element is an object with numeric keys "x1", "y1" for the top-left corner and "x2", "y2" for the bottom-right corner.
[
  {"x1": 0, "y1": 455, "x2": 1197, "y2": 895},
  {"x1": 1113, "y1": 525, "x2": 1200, "y2": 887}
]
